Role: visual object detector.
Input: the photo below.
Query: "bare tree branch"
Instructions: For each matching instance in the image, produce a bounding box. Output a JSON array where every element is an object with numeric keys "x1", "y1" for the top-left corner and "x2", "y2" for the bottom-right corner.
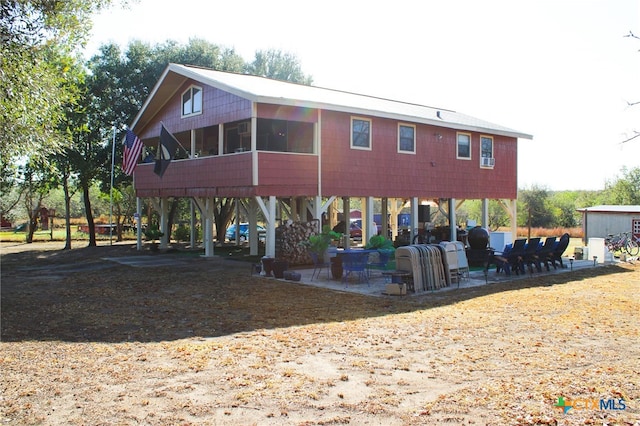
[
  {"x1": 621, "y1": 132, "x2": 640, "y2": 144},
  {"x1": 622, "y1": 32, "x2": 639, "y2": 142}
]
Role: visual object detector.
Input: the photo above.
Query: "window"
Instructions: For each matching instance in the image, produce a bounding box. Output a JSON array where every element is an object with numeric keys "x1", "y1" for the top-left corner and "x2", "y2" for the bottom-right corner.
[
  {"x1": 480, "y1": 136, "x2": 494, "y2": 167},
  {"x1": 255, "y1": 119, "x2": 314, "y2": 153},
  {"x1": 182, "y1": 85, "x2": 202, "y2": 117},
  {"x1": 457, "y1": 132, "x2": 471, "y2": 159},
  {"x1": 351, "y1": 117, "x2": 371, "y2": 150},
  {"x1": 224, "y1": 121, "x2": 251, "y2": 153},
  {"x1": 398, "y1": 124, "x2": 415, "y2": 153}
]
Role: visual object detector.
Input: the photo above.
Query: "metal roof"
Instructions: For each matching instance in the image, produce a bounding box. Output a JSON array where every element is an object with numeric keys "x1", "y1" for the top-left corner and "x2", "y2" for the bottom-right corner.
[
  {"x1": 132, "y1": 63, "x2": 533, "y2": 140},
  {"x1": 576, "y1": 205, "x2": 640, "y2": 213}
]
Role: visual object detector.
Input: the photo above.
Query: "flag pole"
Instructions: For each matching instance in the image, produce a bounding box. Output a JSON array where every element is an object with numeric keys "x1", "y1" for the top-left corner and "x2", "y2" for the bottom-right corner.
[{"x1": 109, "y1": 125, "x2": 116, "y2": 245}]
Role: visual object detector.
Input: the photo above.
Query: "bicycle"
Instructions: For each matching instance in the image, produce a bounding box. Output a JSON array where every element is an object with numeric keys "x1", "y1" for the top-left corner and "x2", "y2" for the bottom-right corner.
[{"x1": 605, "y1": 232, "x2": 640, "y2": 256}]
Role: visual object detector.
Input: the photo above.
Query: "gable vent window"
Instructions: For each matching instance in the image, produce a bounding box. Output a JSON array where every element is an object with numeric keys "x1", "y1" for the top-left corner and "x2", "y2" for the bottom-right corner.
[{"x1": 182, "y1": 85, "x2": 202, "y2": 117}]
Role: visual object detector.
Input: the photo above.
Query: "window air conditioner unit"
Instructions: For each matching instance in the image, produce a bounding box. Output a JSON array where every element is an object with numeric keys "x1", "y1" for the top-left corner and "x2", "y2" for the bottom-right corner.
[
  {"x1": 238, "y1": 121, "x2": 250, "y2": 135},
  {"x1": 481, "y1": 157, "x2": 495, "y2": 167}
]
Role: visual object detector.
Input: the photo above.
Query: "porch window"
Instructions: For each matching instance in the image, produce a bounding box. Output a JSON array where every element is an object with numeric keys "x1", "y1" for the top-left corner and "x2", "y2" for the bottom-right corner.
[
  {"x1": 351, "y1": 117, "x2": 371, "y2": 150},
  {"x1": 256, "y1": 119, "x2": 314, "y2": 153},
  {"x1": 457, "y1": 132, "x2": 471, "y2": 159},
  {"x1": 196, "y1": 125, "x2": 218, "y2": 156},
  {"x1": 225, "y1": 121, "x2": 251, "y2": 153},
  {"x1": 398, "y1": 124, "x2": 415, "y2": 153},
  {"x1": 182, "y1": 85, "x2": 202, "y2": 117}
]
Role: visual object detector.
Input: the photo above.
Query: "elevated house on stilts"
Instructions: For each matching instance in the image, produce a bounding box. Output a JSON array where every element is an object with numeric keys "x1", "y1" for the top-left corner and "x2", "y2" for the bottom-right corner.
[{"x1": 129, "y1": 63, "x2": 532, "y2": 260}]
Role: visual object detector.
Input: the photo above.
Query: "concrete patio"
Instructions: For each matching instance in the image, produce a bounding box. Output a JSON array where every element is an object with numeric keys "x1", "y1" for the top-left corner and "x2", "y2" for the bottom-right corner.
[{"x1": 261, "y1": 256, "x2": 613, "y2": 298}]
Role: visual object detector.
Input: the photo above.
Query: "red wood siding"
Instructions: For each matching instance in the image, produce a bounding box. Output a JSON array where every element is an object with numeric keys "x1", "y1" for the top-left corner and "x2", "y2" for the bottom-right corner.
[
  {"x1": 256, "y1": 152, "x2": 318, "y2": 196},
  {"x1": 135, "y1": 153, "x2": 254, "y2": 198},
  {"x1": 137, "y1": 80, "x2": 252, "y2": 141},
  {"x1": 134, "y1": 152, "x2": 319, "y2": 198},
  {"x1": 319, "y1": 111, "x2": 517, "y2": 200},
  {"x1": 132, "y1": 80, "x2": 518, "y2": 201}
]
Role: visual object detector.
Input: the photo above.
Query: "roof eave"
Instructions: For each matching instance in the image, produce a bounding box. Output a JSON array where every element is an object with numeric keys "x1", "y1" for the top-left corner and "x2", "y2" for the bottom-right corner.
[
  {"x1": 134, "y1": 63, "x2": 533, "y2": 140},
  {"x1": 256, "y1": 96, "x2": 533, "y2": 140}
]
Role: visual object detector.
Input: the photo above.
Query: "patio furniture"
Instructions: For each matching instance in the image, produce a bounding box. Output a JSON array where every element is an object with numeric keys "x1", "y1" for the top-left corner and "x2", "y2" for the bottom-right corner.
[
  {"x1": 485, "y1": 247, "x2": 512, "y2": 276},
  {"x1": 395, "y1": 244, "x2": 448, "y2": 293},
  {"x1": 366, "y1": 248, "x2": 393, "y2": 278},
  {"x1": 522, "y1": 237, "x2": 542, "y2": 273},
  {"x1": 535, "y1": 237, "x2": 557, "y2": 271},
  {"x1": 340, "y1": 250, "x2": 372, "y2": 286},
  {"x1": 308, "y1": 250, "x2": 330, "y2": 281},
  {"x1": 506, "y1": 239, "x2": 527, "y2": 275},
  {"x1": 549, "y1": 233, "x2": 570, "y2": 269},
  {"x1": 453, "y1": 241, "x2": 470, "y2": 283},
  {"x1": 440, "y1": 241, "x2": 462, "y2": 287}
]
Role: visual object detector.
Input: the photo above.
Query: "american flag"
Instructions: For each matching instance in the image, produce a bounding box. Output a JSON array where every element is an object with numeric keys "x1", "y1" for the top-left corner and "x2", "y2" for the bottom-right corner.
[{"x1": 123, "y1": 128, "x2": 143, "y2": 176}]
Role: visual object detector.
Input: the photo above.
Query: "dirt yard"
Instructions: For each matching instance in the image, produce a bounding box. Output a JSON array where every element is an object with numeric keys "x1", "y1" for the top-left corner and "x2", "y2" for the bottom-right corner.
[{"x1": 1, "y1": 242, "x2": 638, "y2": 425}]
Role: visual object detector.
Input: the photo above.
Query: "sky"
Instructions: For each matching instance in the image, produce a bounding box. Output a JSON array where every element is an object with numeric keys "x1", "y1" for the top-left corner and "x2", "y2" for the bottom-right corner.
[{"x1": 88, "y1": 0, "x2": 640, "y2": 191}]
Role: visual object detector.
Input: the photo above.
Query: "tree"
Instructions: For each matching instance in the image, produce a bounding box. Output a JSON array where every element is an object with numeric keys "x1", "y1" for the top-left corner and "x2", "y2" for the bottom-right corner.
[
  {"x1": 1, "y1": 0, "x2": 120, "y2": 246},
  {"x1": 48, "y1": 53, "x2": 92, "y2": 249},
  {"x1": 50, "y1": 147, "x2": 79, "y2": 249},
  {"x1": 214, "y1": 198, "x2": 236, "y2": 243},
  {"x1": 549, "y1": 191, "x2": 579, "y2": 228},
  {"x1": 246, "y1": 49, "x2": 313, "y2": 84},
  {"x1": 518, "y1": 186, "x2": 554, "y2": 230},
  {"x1": 19, "y1": 159, "x2": 56, "y2": 243},
  {"x1": 604, "y1": 166, "x2": 640, "y2": 205},
  {"x1": 461, "y1": 200, "x2": 510, "y2": 231},
  {"x1": 622, "y1": 31, "x2": 639, "y2": 144},
  {"x1": 0, "y1": 0, "x2": 115, "y2": 166}
]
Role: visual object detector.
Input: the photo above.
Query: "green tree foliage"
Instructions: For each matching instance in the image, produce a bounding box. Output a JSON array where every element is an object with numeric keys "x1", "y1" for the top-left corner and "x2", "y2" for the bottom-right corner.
[
  {"x1": 574, "y1": 190, "x2": 607, "y2": 211},
  {"x1": 1, "y1": 0, "x2": 119, "y2": 245},
  {"x1": 460, "y1": 200, "x2": 510, "y2": 231},
  {"x1": 549, "y1": 191, "x2": 579, "y2": 227},
  {"x1": 604, "y1": 166, "x2": 640, "y2": 204},
  {"x1": 517, "y1": 186, "x2": 554, "y2": 228},
  {"x1": 246, "y1": 49, "x2": 313, "y2": 84},
  {"x1": 19, "y1": 158, "x2": 58, "y2": 242},
  {"x1": 0, "y1": 0, "x2": 114, "y2": 165}
]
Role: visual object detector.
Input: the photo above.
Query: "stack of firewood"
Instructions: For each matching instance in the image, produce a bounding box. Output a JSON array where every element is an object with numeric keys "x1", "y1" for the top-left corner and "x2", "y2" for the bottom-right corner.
[{"x1": 275, "y1": 220, "x2": 320, "y2": 266}]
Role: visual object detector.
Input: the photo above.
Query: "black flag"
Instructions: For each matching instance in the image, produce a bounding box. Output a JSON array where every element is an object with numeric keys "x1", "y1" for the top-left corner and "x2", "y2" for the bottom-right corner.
[{"x1": 154, "y1": 124, "x2": 179, "y2": 177}]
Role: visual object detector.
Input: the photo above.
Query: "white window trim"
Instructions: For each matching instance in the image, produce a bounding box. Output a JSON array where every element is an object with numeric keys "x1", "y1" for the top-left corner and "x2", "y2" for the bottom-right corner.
[
  {"x1": 350, "y1": 116, "x2": 372, "y2": 151},
  {"x1": 397, "y1": 123, "x2": 416, "y2": 154},
  {"x1": 456, "y1": 132, "x2": 472, "y2": 160},
  {"x1": 181, "y1": 85, "x2": 203, "y2": 118},
  {"x1": 479, "y1": 135, "x2": 494, "y2": 168}
]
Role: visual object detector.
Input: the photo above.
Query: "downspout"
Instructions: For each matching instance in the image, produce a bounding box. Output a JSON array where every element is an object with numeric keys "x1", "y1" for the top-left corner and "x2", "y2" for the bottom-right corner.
[{"x1": 317, "y1": 110, "x2": 322, "y2": 221}]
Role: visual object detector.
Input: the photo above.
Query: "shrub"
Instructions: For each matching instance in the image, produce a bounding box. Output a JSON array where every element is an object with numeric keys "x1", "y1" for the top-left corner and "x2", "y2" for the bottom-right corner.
[{"x1": 174, "y1": 225, "x2": 190, "y2": 242}]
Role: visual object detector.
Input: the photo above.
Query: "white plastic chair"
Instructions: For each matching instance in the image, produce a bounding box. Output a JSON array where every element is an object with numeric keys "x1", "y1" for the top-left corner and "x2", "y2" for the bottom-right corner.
[
  {"x1": 454, "y1": 241, "x2": 470, "y2": 283},
  {"x1": 440, "y1": 242, "x2": 461, "y2": 287}
]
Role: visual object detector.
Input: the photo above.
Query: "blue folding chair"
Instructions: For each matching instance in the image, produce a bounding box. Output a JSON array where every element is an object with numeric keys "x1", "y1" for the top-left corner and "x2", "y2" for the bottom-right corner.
[
  {"x1": 341, "y1": 251, "x2": 370, "y2": 286},
  {"x1": 308, "y1": 250, "x2": 330, "y2": 281}
]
